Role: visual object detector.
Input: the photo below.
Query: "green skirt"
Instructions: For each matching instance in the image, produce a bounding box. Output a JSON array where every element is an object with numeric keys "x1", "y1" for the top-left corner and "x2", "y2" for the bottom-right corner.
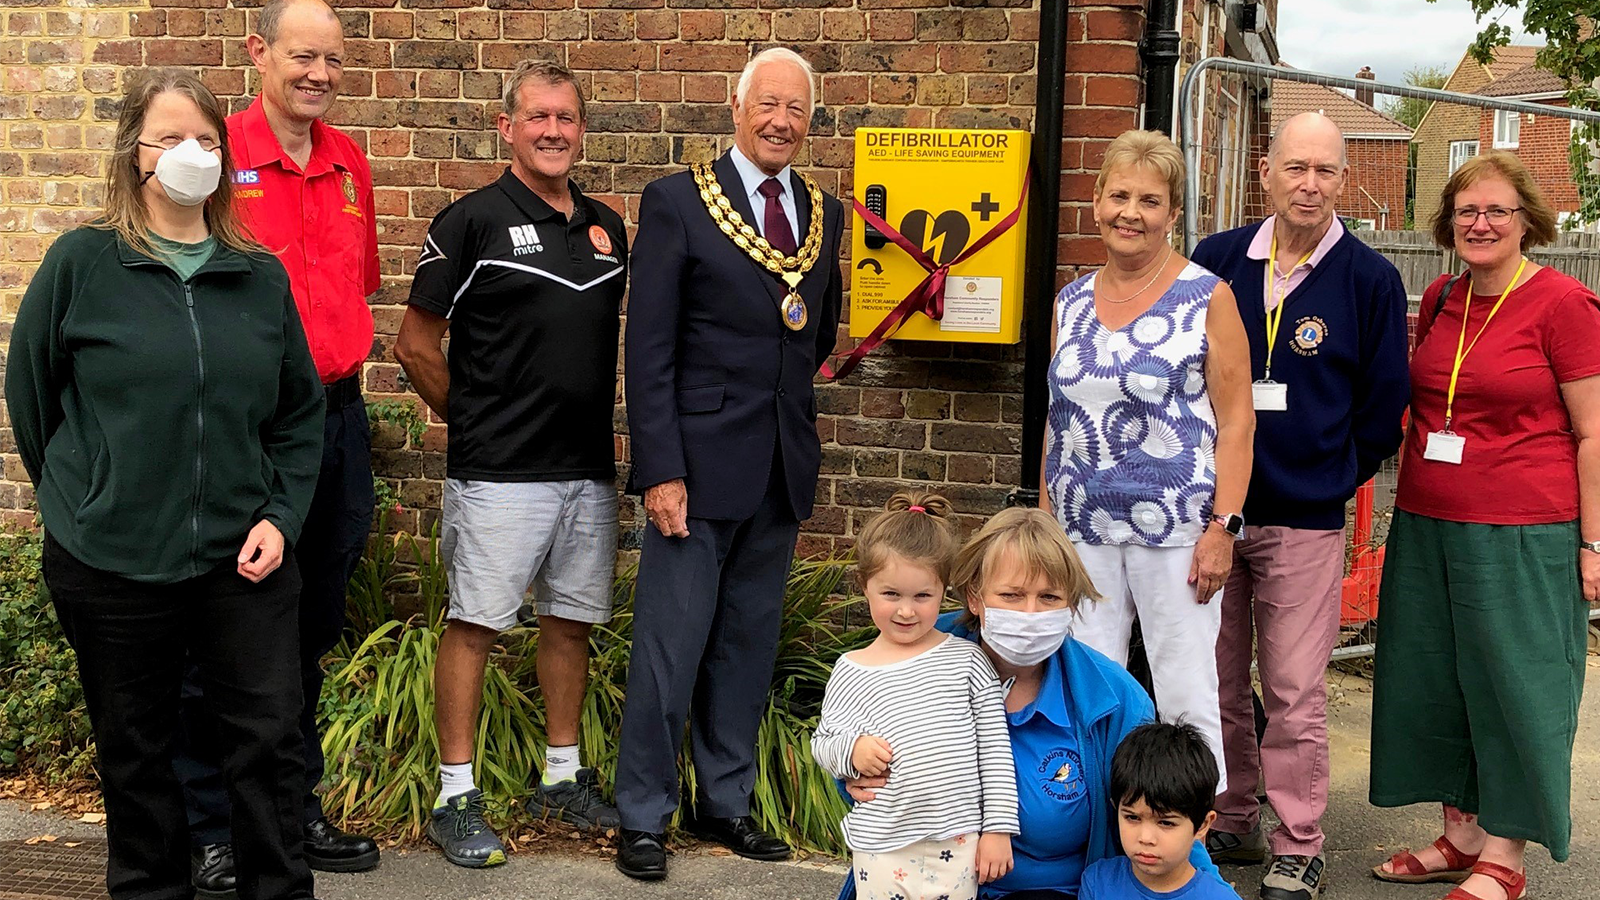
[{"x1": 1369, "y1": 510, "x2": 1588, "y2": 861}]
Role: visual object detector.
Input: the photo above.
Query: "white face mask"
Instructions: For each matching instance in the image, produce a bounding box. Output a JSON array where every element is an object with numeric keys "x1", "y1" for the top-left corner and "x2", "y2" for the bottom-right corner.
[
  {"x1": 981, "y1": 606, "x2": 1074, "y2": 667},
  {"x1": 149, "y1": 139, "x2": 221, "y2": 207}
]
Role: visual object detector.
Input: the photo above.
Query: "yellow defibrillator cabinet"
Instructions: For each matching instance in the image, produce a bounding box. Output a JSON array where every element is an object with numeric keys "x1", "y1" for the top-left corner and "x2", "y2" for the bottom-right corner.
[{"x1": 849, "y1": 128, "x2": 1031, "y2": 344}]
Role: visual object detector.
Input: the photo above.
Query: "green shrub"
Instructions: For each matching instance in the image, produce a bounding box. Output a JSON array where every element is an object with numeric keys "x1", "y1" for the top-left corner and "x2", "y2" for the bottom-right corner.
[
  {"x1": 0, "y1": 530, "x2": 95, "y2": 781},
  {"x1": 317, "y1": 533, "x2": 870, "y2": 855},
  {"x1": 0, "y1": 515, "x2": 871, "y2": 856}
]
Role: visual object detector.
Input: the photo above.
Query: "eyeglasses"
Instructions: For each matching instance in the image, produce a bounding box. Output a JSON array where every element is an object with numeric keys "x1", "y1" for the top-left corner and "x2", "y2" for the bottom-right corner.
[
  {"x1": 138, "y1": 136, "x2": 221, "y2": 152},
  {"x1": 1453, "y1": 206, "x2": 1523, "y2": 227}
]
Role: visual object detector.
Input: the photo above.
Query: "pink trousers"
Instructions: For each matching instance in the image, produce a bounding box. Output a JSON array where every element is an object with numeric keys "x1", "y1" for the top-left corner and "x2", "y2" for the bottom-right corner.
[{"x1": 1214, "y1": 526, "x2": 1344, "y2": 857}]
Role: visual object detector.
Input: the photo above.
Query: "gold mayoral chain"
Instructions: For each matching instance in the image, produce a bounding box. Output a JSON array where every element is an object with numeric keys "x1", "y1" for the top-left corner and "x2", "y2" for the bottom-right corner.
[{"x1": 691, "y1": 162, "x2": 824, "y2": 331}]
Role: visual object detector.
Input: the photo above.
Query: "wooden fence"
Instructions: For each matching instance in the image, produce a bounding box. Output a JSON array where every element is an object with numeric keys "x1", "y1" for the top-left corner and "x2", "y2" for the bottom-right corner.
[{"x1": 1358, "y1": 229, "x2": 1600, "y2": 297}]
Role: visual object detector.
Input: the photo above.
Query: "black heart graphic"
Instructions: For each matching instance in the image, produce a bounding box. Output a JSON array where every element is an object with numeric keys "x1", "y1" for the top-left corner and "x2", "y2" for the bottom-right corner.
[{"x1": 897, "y1": 209, "x2": 971, "y2": 266}]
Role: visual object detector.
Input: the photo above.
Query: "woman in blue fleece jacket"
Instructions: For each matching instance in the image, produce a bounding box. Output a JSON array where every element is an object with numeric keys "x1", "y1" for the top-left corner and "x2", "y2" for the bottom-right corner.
[{"x1": 836, "y1": 508, "x2": 1219, "y2": 900}]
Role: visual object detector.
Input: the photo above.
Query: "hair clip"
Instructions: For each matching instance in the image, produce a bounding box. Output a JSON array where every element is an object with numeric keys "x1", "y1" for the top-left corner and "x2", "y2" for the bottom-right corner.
[{"x1": 907, "y1": 505, "x2": 926, "y2": 513}]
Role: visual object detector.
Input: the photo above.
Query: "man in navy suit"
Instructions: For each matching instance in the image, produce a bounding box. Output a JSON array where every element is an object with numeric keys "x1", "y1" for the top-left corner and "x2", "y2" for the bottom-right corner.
[{"x1": 615, "y1": 47, "x2": 844, "y2": 881}]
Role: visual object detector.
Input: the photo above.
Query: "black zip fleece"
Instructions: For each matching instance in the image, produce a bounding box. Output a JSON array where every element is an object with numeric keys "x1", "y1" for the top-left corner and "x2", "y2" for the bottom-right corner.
[{"x1": 6, "y1": 226, "x2": 324, "y2": 583}]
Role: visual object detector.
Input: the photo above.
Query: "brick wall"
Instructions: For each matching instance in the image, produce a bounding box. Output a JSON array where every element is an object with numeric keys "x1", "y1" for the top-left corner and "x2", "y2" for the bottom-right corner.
[
  {"x1": 1342, "y1": 137, "x2": 1407, "y2": 229},
  {"x1": 1476, "y1": 100, "x2": 1581, "y2": 215},
  {"x1": 0, "y1": 0, "x2": 1177, "y2": 555},
  {"x1": 1178, "y1": 0, "x2": 1272, "y2": 237}
]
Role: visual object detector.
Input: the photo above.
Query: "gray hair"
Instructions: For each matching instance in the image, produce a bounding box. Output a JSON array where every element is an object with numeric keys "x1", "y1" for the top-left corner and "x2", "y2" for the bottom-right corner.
[
  {"x1": 256, "y1": 0, "x2": 338, "y2": 46},
  {"x1": 735, "y1": 47, "x2": 815, "y2": 117},
  {"x1": 502, "y1": 58, "x2": 586, "y2": 122}
]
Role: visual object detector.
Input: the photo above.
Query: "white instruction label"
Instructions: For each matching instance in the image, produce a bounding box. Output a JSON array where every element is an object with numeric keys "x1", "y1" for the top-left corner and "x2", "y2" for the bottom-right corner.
[{"x1": 940, "y1": 276, "x2": 1003, "y2": 333}]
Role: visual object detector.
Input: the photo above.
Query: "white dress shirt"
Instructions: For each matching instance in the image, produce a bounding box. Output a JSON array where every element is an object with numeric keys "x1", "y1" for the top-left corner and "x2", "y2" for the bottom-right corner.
[{"x1": 727, "y1": 144, "x2": 800, "y2": 248}]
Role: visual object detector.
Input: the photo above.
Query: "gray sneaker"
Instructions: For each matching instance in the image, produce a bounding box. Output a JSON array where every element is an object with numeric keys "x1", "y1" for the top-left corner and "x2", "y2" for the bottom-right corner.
[
  {"x1": 527, "y1": 767, "x2": 621, "y2": 830},
  {"x1": 427, "y1": 789, "x2": 507, "y2": 868},
  {"x1": 1262, "y1": 854, "x2": 1325, "y2": 900},
  {"x1": 1206, "y1": 823, "x2": 1268, "y2": 865}
]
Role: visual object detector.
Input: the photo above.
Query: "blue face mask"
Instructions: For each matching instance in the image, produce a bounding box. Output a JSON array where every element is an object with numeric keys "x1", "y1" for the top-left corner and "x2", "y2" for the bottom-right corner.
[{"x1": 981, "y1": 606, "x2": 1074, "y2": 666}]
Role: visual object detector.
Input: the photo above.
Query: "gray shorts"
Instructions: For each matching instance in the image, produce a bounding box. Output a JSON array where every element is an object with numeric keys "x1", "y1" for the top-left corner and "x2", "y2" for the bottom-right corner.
[{"x1": 441, "y1": 478, "x2": 619, "y2": 631}]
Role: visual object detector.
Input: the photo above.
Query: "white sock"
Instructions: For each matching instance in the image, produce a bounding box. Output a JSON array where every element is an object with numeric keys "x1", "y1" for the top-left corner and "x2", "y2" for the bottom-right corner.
[
  {"x1": 436, "y1": 762, "x2": 476, "y2": 809},
  {"x1": 543, "y1": 744, "x2": 581, "y2": 784}
]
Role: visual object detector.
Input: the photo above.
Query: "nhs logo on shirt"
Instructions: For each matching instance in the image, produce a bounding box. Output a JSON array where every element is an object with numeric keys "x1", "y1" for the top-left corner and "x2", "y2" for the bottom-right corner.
[
  {"x1": 233, "y1": 169, "x2": 260, "y2": 185},
  {"x1": 507, "y1": 224, "x2": 543, "y2": 256}
]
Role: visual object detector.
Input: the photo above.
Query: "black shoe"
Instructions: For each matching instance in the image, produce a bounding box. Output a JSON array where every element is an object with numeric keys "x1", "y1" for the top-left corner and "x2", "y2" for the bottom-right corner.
[
  {"x1": 304, "y1": 817, "x2": 381, "y2": 873},
  {"x1": 615, "y1": 829, "x2": 668, "y2": 881},
  {"x1": 426, "y1": 789, "x2": 507, "y2": 869},
  {"x1": 1206, "y1": 823, "x2": 1268, "y2": 865},
  {"x1": 527, "y1": 768, "x2": 621, "y2": 831},
  {"x1": 687, "y1": 815, "x2": 791, "y2": 861},
  {"x1": 191, "y1": 843, "x2": 237, "y2": 900}
]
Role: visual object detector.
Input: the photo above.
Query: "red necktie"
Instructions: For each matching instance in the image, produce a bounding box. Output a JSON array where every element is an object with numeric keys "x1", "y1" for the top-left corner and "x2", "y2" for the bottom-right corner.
[{"x1": 757, "y1": 177, "x2": 797, "y2": 256}]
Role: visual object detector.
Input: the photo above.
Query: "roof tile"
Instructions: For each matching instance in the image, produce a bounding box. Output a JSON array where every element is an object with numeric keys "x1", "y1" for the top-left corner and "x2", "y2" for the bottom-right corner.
[{"x1": 1270, "y1": 66, "x2": 1412, "y2": 137}]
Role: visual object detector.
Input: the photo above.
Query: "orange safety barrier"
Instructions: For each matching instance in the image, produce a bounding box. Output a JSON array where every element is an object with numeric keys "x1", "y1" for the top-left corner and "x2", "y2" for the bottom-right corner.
[{"x1": 1341, "y1": 479, "x2": 1382, "y2": 626}]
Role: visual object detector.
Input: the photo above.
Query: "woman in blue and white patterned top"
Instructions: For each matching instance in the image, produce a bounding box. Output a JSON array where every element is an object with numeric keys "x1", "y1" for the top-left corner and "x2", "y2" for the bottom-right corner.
[{"x1": 1042, "y1": 129, "x2": 1255, "y2": 791}]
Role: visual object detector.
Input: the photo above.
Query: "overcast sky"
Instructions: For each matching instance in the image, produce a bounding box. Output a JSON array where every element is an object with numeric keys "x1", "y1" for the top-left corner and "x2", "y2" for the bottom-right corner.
[{"x1": 1277, "y1": 0, "x2": 1537, "y2": 85}]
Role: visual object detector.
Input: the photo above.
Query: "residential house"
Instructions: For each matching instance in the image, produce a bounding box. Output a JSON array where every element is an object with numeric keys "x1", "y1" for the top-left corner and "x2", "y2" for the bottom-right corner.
[
  {"x1": 1412, "y1": 45, "x2": 1542, "y2": 228},
  {"x1": 1476, "y1": 65, "x2": 1593, "y2": 230},
  {"x1": 1181, "y1": 0, "x2": 1281, "y2": 236}
]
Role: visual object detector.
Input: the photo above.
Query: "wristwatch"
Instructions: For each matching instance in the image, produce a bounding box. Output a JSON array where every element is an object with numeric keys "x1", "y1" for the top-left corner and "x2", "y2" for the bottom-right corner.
[
  {"x1": 1211, "y1": 512, "x2": 1246, "y2": 539},
  {"x1": 1581, "y1": 539, "x2": 1600, "y2": 554}
]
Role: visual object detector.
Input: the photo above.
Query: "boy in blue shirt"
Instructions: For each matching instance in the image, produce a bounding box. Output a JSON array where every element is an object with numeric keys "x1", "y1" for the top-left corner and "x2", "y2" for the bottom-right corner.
[{"x1": 1080, "y1": 723, "x2": 1242, "y2": 899}]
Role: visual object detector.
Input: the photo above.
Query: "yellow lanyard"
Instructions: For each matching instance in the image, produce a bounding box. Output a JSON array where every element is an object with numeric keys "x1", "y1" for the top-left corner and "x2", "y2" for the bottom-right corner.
[
  {"x1": 1262, "y1": 233, "x2": 1315, "y2": 381},
  {"x1": 1443, "y1": 256, "x2": 1528, "y2": 430}
]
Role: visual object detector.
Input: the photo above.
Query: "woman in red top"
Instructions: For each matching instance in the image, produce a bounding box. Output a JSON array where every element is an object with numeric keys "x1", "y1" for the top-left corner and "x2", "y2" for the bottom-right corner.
[{"x1": 1369, "y1": 151, "x2": 1600, "y2": 900}]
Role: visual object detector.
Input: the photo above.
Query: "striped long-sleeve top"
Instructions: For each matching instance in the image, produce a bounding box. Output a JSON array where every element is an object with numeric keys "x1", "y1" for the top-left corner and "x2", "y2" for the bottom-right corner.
[{"x1": 811, "y1": 635, "x2": 1020, "y2": 853}]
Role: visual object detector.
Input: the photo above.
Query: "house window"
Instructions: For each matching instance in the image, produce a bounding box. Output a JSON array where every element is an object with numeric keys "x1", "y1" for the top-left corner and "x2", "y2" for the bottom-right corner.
[
  {"x1": 1449, "y1": 140, "x2": 1479, "y2": 174},
  {"x1": 1493, "y1": 110, "x2": 1521, "y2": 148}
]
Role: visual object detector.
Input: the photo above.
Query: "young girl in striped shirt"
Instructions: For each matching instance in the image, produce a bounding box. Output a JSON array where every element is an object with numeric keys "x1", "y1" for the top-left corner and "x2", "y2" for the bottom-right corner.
[{"x1": 812, "y1": 491, "x2": 1019, "y2": 900}]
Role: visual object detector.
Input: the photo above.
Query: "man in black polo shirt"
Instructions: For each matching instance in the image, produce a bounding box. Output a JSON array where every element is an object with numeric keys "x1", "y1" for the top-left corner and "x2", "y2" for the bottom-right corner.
[{"x1": 394, "y1": 59, "x2": 626, "y2": 868}]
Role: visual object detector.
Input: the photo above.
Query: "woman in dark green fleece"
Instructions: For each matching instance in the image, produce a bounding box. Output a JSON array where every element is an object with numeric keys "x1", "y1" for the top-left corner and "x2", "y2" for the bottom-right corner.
[{"x1": 5, "y1": 69, "x2": 324, "y2": 900}]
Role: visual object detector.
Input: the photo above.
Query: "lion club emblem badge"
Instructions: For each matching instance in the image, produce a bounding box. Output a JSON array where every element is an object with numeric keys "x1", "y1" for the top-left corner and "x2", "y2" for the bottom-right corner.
[
  {"x1": 1291, "y1": 315, "x2": 1328, "y2": 356},
  {"x1": 589, "y1": 225, "x2": 613, "y2": 255},
  {"x1": 341, "y1": 172, "x2": 357, "y2": 205}
]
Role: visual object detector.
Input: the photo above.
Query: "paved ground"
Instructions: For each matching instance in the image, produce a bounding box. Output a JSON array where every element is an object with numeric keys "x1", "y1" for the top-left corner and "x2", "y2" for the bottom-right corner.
[{"x1": 2, "y1": 661, "x2": 1595, "y2": 899}]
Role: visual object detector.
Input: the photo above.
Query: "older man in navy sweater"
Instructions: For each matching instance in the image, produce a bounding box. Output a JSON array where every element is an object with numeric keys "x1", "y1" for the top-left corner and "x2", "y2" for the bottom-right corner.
[{"x1": 1190, "y1": 112, "x2": 1409, "y2": 900}]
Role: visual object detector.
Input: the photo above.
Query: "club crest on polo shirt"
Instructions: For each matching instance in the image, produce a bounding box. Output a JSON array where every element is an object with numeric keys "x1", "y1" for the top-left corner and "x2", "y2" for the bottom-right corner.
[
  {"x1": 507, "y1": 224, "x2": 544, "y2": 256},
  {"x1": 1037, "y1": 747, "x2": 1087, "y2": 802},
  {"x1": 1291, "y1": 316, "x2": 1328, "y2": 356},
  {"x1": 589, "y1": 225, "x2": 619, "y2": 263}
]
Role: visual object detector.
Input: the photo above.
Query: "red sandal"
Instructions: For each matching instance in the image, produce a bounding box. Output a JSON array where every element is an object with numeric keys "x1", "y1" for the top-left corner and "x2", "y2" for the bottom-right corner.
[
  {"x1": 1443, "y1": 861, "x2": 1526, "y2": 900},
  {"x1": 1372, "y1": 835, "x2": 1479, "y2": 884}
]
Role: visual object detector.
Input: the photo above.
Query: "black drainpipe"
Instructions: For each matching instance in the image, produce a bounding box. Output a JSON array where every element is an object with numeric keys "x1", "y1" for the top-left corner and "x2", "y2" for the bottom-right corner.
[
  {"x1": 1141, "y1": 0, "x2": 1181, "y2": 134},
  {"x1": 1010, "y1": 0, "x2": 1068, "y2": 509}
]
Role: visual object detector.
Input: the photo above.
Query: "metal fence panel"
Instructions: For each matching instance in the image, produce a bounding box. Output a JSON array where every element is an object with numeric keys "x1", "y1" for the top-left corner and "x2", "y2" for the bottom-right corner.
[{"x1": 1177, "y1": 58, "x2": 1600, "y2": 649}]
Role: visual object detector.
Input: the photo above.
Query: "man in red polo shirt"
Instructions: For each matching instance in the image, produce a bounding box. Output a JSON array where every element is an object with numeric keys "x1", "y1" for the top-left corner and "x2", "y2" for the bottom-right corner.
[{"x1": 174, "y1": 0, "x2": 381, "y2": 892}]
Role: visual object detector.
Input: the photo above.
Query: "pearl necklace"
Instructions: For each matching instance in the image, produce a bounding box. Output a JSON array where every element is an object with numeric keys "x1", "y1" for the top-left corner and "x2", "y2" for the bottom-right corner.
[{"x1": 1098, "y1": 244, "x2": 1174, "y2": 304}]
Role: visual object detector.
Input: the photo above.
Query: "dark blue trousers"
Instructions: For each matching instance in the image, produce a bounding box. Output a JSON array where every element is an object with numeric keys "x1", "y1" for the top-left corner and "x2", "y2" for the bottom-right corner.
[
  {"x1": 614, "y1": 457, "x2": 801, "y2": 834},
  {"x1": 176, "y1": 388, "x2": 374, "y2": 844}
]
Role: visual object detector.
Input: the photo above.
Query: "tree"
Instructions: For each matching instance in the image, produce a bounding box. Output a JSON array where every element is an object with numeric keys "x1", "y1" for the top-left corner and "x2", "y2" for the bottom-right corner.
[
  {"x1": 1383, "y1": 65, "x2": 1450, "y2": 130},
  {"x1": 1438, "y1": 1, "x2": 1598, "y2": 225}
]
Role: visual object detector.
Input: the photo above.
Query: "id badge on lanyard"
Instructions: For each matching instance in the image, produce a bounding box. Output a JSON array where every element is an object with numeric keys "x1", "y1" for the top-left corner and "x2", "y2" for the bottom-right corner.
[
  {"x1": 1254, "y1": 240, "x2": 1311, "y2": 412},
  {"x1": 1423, "y1": 431, "x2": 1465, "y2": 465},
  {"x1": 1251, "y1": 381, "x2": 1288, "y2": 411},
  {"x1": 1424, "y1": 258, "x2": 1527, "y2": 466}
]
